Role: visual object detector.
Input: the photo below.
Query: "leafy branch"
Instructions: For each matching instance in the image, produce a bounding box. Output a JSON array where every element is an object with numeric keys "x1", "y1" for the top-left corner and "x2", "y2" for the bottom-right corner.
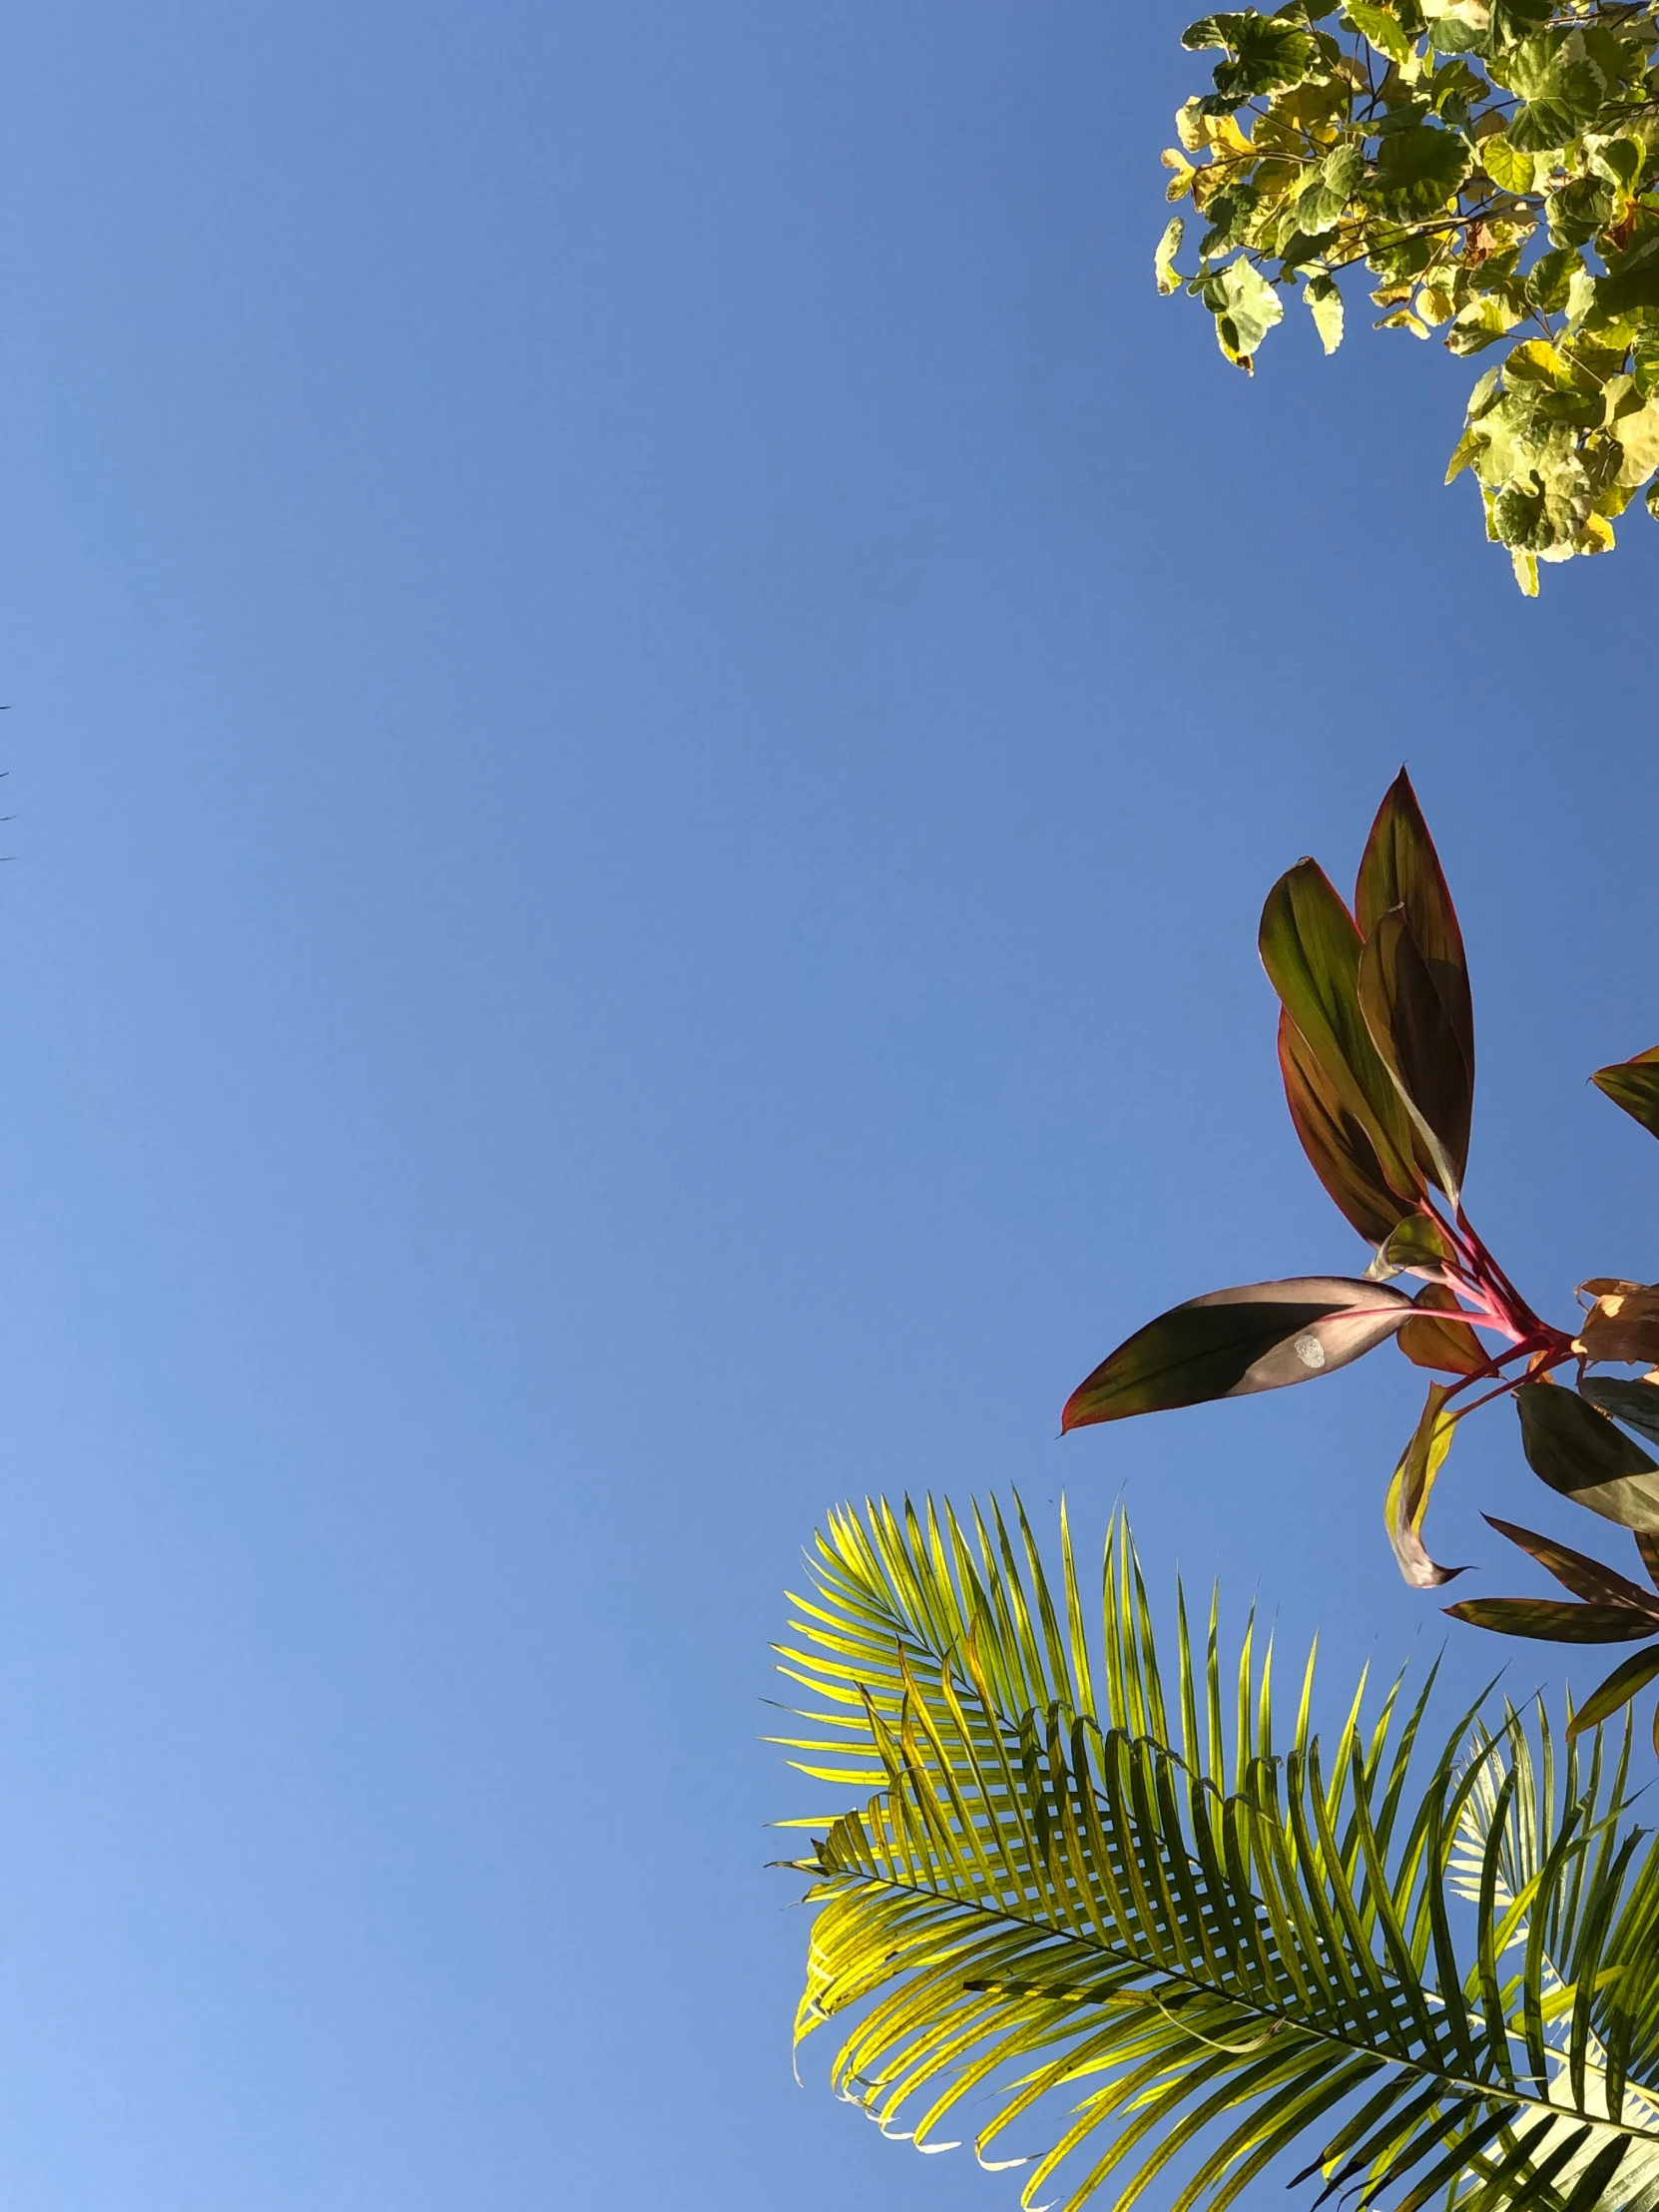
[{"x1": 1156, "y1": 0, "x2": 1659, "y2": 589}]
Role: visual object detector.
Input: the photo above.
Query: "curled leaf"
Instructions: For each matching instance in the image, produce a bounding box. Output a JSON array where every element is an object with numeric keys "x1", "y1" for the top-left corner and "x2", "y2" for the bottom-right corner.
[
  {"x1": 1385, "y1": 1382, "x2": 1466, "y2": 1588},
  {"x1": 1572, "y1": 1281, "x2": 1659, "y2": 1369},
  {"x1": 1375, "y1": 1212, "x2": 1455, "y2": 1281},
  {"x1": 1278, "y1": 1011, "x2": 1410, "y2": 1246},
  {"x1": 1061, "y1": 1277, "x2": 1414, "y2": 1431},
  {"x1": 1516, "y1": 1382, "x2": 1659, "y2": 1531},
  {"x1": 1566, "y1": 1644, "x2": 1659, "y2": 1739}
]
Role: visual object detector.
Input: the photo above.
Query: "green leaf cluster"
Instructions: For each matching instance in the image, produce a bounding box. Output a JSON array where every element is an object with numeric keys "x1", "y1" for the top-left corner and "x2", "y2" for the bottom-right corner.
[
  {"x1": 776, "y1": 1496, "x2": 1659, "y2": 2212},
  {"x1": 1157, "y1": 0, "x2": 1659, "y2": 588}
]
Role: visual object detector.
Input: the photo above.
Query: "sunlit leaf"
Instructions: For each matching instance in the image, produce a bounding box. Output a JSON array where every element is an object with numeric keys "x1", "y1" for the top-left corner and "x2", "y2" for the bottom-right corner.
[
  {"x1": 1155, "y1": 216, "x2": 1186, "y2": 295},
  {"x1": 1566, "y1": 1644, "x2": 1659, "y2": 1738},
  {"x1": 1516, "y1": 1382, "x2": 1659, "y2": 1530},
  {"x1": 1061, "y1": 1276, "x2": 1414, "y2": 1430},
  {"x1": 1398, "y1": 1284, "x2": 1488, "y2": 1376},
  {"x1": 1277, "y1": 1010, "x2": 1410, "y2": 1244},
  {"x1": 1347, "y1": 0, "x2": 1414, "y2": 61},
  {"x1": 1592, "y1": 1050, "x2": 1659, "y2": 1140},
  {"x1": 781, "y1": 1495, "x2": 1659, "y2": 2211},
  {"x1": 1259, "y1": 858, "x2": 1420, "y2": 1200},
  {"x1": 1385, "y1": 1381, "x2": 1466, "y2": 1587},
  {"x1": 1376, "y1": 1211, "x2": 1455, "y2": 1278},
  {"x1": 1572, "y1": 1280, "x2": 1659, "y2": 1368},
  {"x1": 1359, "y1": 909, "x2": 1472, "y2": 1201}
]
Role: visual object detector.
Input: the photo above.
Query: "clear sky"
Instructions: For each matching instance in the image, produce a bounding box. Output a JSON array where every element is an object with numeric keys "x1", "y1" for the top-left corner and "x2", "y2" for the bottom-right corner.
[{"x1": 0, "y1": 6, "x2": 1655, "y2": 2208}]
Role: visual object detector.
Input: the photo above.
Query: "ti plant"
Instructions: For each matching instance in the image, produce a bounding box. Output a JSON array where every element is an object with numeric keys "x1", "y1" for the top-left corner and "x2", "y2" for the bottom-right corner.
[
  {"x1": 1063, "y1": 771, "x2": 1659, "y2": 1747},
  {"x1": 1155, "y1": 0, "x2": 1659, "y2": 591}
]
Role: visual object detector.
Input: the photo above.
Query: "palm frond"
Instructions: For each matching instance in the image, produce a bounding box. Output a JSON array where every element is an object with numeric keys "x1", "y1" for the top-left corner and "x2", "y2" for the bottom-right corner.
[{"x1": 773, "y1": 1497, "x2": 1659, "y2": 2212}]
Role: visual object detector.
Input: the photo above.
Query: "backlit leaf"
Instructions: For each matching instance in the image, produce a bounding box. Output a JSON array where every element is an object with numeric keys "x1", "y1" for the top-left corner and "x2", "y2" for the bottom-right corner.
[
  {"x1": 1277, "y1": 1010, "x2": 1409, "y2": 1245},
  {"x1": 1376, "y1": 1211, "x2": 1455, "y2": 1279},
  {"x1": 1566, "y1": 1644, "x2": 1659, "y2": 1737},
  {"x1": 1061, "y1": 1276, "x2": 1414, "y2": 1430},
  {"x1": 1592, "y1": 1050, "x2": 1659, "y2": 1139},
  {"x1": 1358, "y1": 908, "x2": 1472, "y2": 1201},
  {"x1": 1304, "y1": 273, "x2": 1344, "y2": 353},
  {"x1": 1398, "y1": 1283, "x2": 1488, "y2": 1375},
  {"x1": 1156, "y1": 216, "x2": 1186, "y2": 295},
  {"x1": 1355, "y1": 770, "x2": 1475, "y2": 1080},
  {"x1": 1347, "y1": 0, "x2": 1414, "y2": 61},
  {"x1": 1259, "y1": 858, "x2": 1420, "y2": 1200},
  {"x1": 1385, "y1": 1381, "x2": 1466, "y2": 1587},
  {"x1": 1516, "y1": 1381, "x2": 1659, "y2": 1531},
  {"x1": 1572, "y1": 1280, "x2": 1659, "y2": 1368}
]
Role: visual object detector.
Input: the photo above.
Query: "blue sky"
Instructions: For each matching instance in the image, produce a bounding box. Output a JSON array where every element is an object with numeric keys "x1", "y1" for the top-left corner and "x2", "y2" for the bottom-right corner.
[{"x1": 0, "y1": 5, "x2": 1655, "y2": 2207}]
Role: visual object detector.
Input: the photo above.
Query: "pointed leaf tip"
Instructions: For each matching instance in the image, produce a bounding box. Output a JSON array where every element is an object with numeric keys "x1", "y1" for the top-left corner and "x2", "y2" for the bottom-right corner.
[
  {"x1": 1355, "y1": 774, "x2": 1474, "y2": 1148},
  {"x1": 1063, "y1": 1277, "x2": 1413, "y2": 1431},
  {"x1": 1592, "y1": 1055, "x2": 1659, "y2": 1142}
]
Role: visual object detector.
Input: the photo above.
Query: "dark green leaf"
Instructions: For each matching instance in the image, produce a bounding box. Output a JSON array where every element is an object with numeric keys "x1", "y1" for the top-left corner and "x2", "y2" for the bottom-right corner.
[
  {"x1": 1566, "y1": 1644, "x2": 1659, "y2": 1738},
  {"x1": 1386, "y1": 1382, "x2": 1466, "y2": 1587},
  {"x1": 1482, "y1": 1513, "x2": 1659, "y2": 1610},
  {"x1": 1517, "y1": 1382, "x2": 1659, "y2": 1531},
  {"x1": 1595, "y1": 239, "x2": 1659, "y2": 317},
  {"x1": 1591, "y1": 1050, "x2": 1659, "y2": 1139},
  {"x1": 1359, "y1": 908, "x2": 1472, "y2": 1201},
  {"x1": 1444, "y1": 1597, "x2": 1659, "y2": 1642},
  {"x1": 1277, "y1": 1010, "x2": 1410, "y2": 1245},
  {"x1": 1061, "y1": 1276, "x2": 1413, "y2": 1430},
  {"x1": 1259, "y1": 859, "x2": 1420, "y2": 1200},
  {"x1": 1581, "y1": 1375, "x2": 1659, "y2": 1451},
  {"x1": 1370, "y1": 123, "x2": 1471, "y2": 222}
]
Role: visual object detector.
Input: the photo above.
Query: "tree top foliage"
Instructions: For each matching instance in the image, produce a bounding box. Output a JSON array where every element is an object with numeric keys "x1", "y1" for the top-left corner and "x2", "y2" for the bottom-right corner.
[{"x1": 1157, "y1": 0, "x2": 1659, "y2": 590}]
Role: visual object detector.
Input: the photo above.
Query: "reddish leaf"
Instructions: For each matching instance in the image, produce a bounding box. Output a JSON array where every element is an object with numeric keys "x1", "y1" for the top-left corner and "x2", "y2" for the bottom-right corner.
[
  {"x1": 1355, "y1": 769, "x2": 1474, "y2": 1079},
  {"x1": 1398, "y1": 1284, "x2": 1487, "y2": 1377},
  {"x1": 1061, "y1": 1277, "x2": 1414, "y2": 1431},
  {"x1": 1277, "y1": 1011, "x2": 1408, "y2": 1246},
  {"x1": 1358, "y1": 908, "x2": 1472, "y2": 1202},
  {"x1": 1259, "y1": 860, "x2": 1420, "y2": 1205},
  {"x1": 1481, "y1": 1514, "x2": 1659, "y2": 1611}
]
